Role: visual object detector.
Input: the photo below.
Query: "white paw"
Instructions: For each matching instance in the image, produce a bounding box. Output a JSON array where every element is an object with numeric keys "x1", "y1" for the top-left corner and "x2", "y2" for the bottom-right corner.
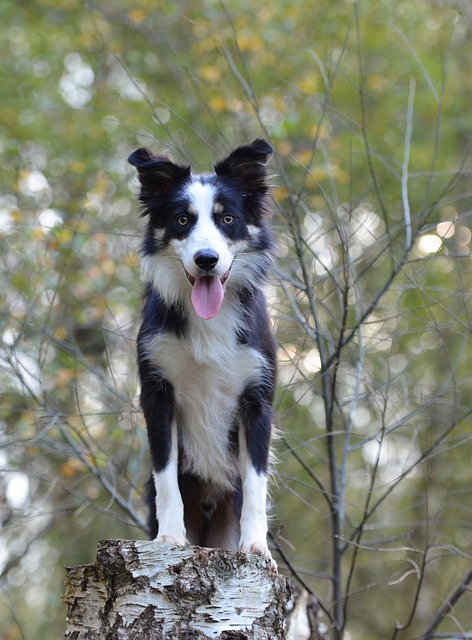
[{"x1": 240, "y1": 541, "x2": 277, "y2": 572}]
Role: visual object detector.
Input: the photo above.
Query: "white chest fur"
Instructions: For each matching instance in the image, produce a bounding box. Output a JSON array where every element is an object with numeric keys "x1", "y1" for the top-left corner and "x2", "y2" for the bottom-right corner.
[{"x1": 143, "y1": 308, "x2": 266, "y2": 489}]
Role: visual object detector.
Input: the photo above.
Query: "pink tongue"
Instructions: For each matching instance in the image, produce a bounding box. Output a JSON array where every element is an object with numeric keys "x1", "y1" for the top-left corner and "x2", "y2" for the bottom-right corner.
[{"x1": 191, "y1": 276, "x2": 224, "y2": 320}]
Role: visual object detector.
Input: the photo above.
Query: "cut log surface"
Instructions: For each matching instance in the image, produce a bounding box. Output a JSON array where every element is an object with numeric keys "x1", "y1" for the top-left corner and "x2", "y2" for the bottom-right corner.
[{"x1": 63, "y1": 539, "x2": 291, "y2": 639}]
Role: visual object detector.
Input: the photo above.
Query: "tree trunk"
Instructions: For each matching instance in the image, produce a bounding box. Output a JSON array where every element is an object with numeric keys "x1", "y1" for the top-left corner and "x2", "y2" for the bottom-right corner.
[{"x1": 63, "y1": 539, "x2": 292, "y2": 639}]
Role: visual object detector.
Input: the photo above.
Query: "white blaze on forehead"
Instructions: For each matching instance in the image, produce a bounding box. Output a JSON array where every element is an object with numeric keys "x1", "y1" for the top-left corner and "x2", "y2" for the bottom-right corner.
[
  {"x1": 186, "y1": 180, "x2": 217, "y2": 220},
  {"x1": 185, "y1": 180, "x2": 222, "y2": 249},
  {"x1": 170, "y1": 179, "x2": 234, "y2": 291},
  {"x1": 180, "y1": 180, "x2": 232, "y2": 269}
]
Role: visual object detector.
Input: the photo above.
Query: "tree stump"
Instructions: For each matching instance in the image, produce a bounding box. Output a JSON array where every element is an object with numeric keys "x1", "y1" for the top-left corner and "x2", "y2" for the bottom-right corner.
[{"x1": 63, "y1": 539, "x2": 291, "y2": 639}]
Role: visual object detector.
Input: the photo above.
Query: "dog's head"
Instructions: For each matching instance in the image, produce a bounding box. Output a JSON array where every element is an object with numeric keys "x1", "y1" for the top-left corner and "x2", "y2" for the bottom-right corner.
[{"x1": 128, "y1": 140, "x2": 274, "y2": 319}]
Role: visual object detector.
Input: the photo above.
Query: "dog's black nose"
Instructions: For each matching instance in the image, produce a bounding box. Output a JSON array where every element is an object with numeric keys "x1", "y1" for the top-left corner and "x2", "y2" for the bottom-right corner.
[{"x1": 194, "y1": 249, "x2": 219, "y2": 271}]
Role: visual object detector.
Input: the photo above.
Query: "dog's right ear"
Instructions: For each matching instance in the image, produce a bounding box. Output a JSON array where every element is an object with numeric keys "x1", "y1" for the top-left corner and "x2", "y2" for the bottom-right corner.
[{"x1": 128, "y1": 148, "x2": 190, "y2": 201}]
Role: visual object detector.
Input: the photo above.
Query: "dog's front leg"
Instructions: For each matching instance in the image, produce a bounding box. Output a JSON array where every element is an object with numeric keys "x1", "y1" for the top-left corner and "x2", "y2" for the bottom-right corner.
[
  {"x1": 141, "y1": 372, "x2": 186, "y2": 545},
  {"x1": 152, "y1": 420, "x2": 186, "y2": 545},
  {"x1": 239, "y1": 449, "x2": 270, "y2": 558},
  {"x1": 238, "y1": 388, "x2": 274, "y2": 566}
]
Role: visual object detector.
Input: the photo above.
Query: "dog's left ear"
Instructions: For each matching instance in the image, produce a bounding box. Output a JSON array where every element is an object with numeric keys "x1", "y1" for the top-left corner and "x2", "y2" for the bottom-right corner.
[{"x1": 214, "y1": 139, "x2": 273, "y2": 192}]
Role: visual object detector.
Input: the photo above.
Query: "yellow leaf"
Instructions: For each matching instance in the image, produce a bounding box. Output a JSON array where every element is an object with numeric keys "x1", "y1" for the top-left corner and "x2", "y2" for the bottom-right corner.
[
  {"x1": 237, "y1": 35, "x2": 263, "y2": 53},
  {"x1": 70, "y1": 161, "x2": 86, "y2": 173},
  {"x1": 128, "y1": 8, "x2": 145, "y2": 24},
  {"x1": 298, "y1": 73, "x2": 319, "y2": 94},
  {"x1": 278, "y1": 141, "x2": 293, "y2": 156},
  {"x1": 294, "y1": 148, "x2": 313, "y2": 166},
  {"x1": 32, "y1": 228, "x2": 46, "y2": 241},
  {"x1": 57, "y1": 228, "x2": 74, "y2": 245},
  {"x1": 11, "y1": 209, "x2": 21, "y2": 223},
  {"x1": 198, "y1": 65, "x2": 222, "y2": 83},
  {"x1": 304, "y1": 167, "x2": 326, "y2": 187},
  {"x1": 368, "y1": 74, "x2": 386, "y2": 91},
  {"x1": 274, "y1": 185, "x2": 289, "y2": 201},
  {"x1": 60, "y1": 458, "x2": 85, "y2": 478},
  {"x1": 54, "y1": 326, "x2": 68, "y2": 341},
  {"x1": 101, "y1": 258, "x2": 115, "y2": 276},
  {"x1": 126, "y1": 252, "x2": 139, "y2": 267},
  {"x1": 209, "y1": 95, "x2": 227, "y2": 112}
]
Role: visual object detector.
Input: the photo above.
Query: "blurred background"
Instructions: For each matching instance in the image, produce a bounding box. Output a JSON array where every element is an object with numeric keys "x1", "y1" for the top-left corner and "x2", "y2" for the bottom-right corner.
[{"x1": 1, "y1": 1, "x2": 472, "y2": 638}]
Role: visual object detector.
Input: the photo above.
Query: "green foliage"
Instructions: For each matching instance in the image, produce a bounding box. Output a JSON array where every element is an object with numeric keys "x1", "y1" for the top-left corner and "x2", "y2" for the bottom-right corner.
[{"x1": 1, "y1": 1, "x2": 472, "y2": 638}]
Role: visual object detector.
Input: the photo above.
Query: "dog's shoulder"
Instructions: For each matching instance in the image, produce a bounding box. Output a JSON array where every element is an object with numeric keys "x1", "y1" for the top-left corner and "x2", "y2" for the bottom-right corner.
[{"x1": 139, "y1": 285, "x2": 187, "y2": 339}]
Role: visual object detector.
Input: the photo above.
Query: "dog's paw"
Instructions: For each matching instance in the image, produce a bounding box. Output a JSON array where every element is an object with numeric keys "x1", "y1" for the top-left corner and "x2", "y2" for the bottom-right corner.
[
  {"x1": 240, "y1": 540, "x2": 268, "y2": 556},
  {"x1": 155, "y1": 534, "x2": 187, "y2": 546},
  {"x1": 240, "y1": 541, "x2": 278, "y2": 572}
]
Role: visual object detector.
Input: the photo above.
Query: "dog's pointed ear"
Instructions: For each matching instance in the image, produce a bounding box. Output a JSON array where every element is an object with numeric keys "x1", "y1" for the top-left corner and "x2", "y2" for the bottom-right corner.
[
  {"x1": 128, "y1": 147, "x2": 190, "y2": 195},
  {"x1": 214, "y1": 139, "x2": 273, "y2": 191}
]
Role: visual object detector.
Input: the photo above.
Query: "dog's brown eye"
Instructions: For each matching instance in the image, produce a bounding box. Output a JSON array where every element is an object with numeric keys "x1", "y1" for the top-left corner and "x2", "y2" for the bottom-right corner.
[
  {"x1": 223, "y1": 214, "x2": 235, "y2": 225},
  {"x1": 177, "y1": 215, "x2": 189, "y2": 226}
]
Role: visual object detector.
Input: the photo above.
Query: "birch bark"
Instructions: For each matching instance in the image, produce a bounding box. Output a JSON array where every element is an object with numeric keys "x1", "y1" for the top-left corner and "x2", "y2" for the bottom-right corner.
[{"x1": 63, "y1": 539, "x2": 290, "y2": 639}]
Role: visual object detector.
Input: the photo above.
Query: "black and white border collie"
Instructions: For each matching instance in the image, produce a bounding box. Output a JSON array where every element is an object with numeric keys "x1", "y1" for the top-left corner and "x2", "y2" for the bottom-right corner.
[{"x1": 128, "y1": 139, "x2": 277, "y2": 566}]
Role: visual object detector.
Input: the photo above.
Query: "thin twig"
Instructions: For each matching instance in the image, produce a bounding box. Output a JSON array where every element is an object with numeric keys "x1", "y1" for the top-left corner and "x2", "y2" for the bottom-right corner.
[
  {"x1": 419, "y1": 568, "x2": 472, "y2": 640},
  {"x1": 402, "y1": 78, "x2": 415, "y2": 252}
]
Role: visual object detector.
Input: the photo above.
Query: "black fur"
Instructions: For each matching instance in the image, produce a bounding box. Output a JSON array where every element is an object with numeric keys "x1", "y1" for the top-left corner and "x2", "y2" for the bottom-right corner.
[{"x1": 129, "y1": 140, "x2": 277, "y2": 555}]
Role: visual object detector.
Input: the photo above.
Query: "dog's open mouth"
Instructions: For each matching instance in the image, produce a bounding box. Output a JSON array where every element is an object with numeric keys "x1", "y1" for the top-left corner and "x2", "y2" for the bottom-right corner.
[{"x1": 185, "y1": 269, "x2": 231, "y2": 320}]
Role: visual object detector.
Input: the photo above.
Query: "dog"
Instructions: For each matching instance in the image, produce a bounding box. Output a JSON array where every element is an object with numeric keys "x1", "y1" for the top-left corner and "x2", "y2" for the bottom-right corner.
[{"x1": 128, "y1": 139, "x2": 277, "y2": 565}]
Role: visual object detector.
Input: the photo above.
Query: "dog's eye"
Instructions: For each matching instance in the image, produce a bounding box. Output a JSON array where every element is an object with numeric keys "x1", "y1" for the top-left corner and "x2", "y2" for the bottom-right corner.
[
  {"x1": 177, "y1": 215, "x2": 189, "y2": 226},
  {"x1": 223, "y1": 214, "x2": 235, "y2": 225}
]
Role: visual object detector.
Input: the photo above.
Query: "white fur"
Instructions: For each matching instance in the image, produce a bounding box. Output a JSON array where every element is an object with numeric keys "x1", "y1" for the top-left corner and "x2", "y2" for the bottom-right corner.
[
  {"x1": 139, "y1": 180, "x2": 272, "y2": 309},
  {"x1": 153, "y1": 421, "x2": 186, "y2": 544},
  {"x1": 141, "y1": 250, "x2": 189, "y2": 307},
  {"x1": 140, "y1": 246, "x2": 270, "y2": 313},
  {"x1": 239, "y1": 429, "x2": 270, "y2": 557},
  {"x1": 141, "y1": 174, "x2": 274, "y2": 560},
  {"x1": 170, "y1": 181, "x2": 233, "y2": 278},
  {"x1": 143, "y1": 304, "x2": 267, "y2": 489}
]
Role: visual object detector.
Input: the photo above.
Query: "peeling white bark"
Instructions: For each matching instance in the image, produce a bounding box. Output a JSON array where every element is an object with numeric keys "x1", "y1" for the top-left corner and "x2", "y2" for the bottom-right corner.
[{"x1": 63, "y1": 539, "x2": 290, "y2": 639}]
